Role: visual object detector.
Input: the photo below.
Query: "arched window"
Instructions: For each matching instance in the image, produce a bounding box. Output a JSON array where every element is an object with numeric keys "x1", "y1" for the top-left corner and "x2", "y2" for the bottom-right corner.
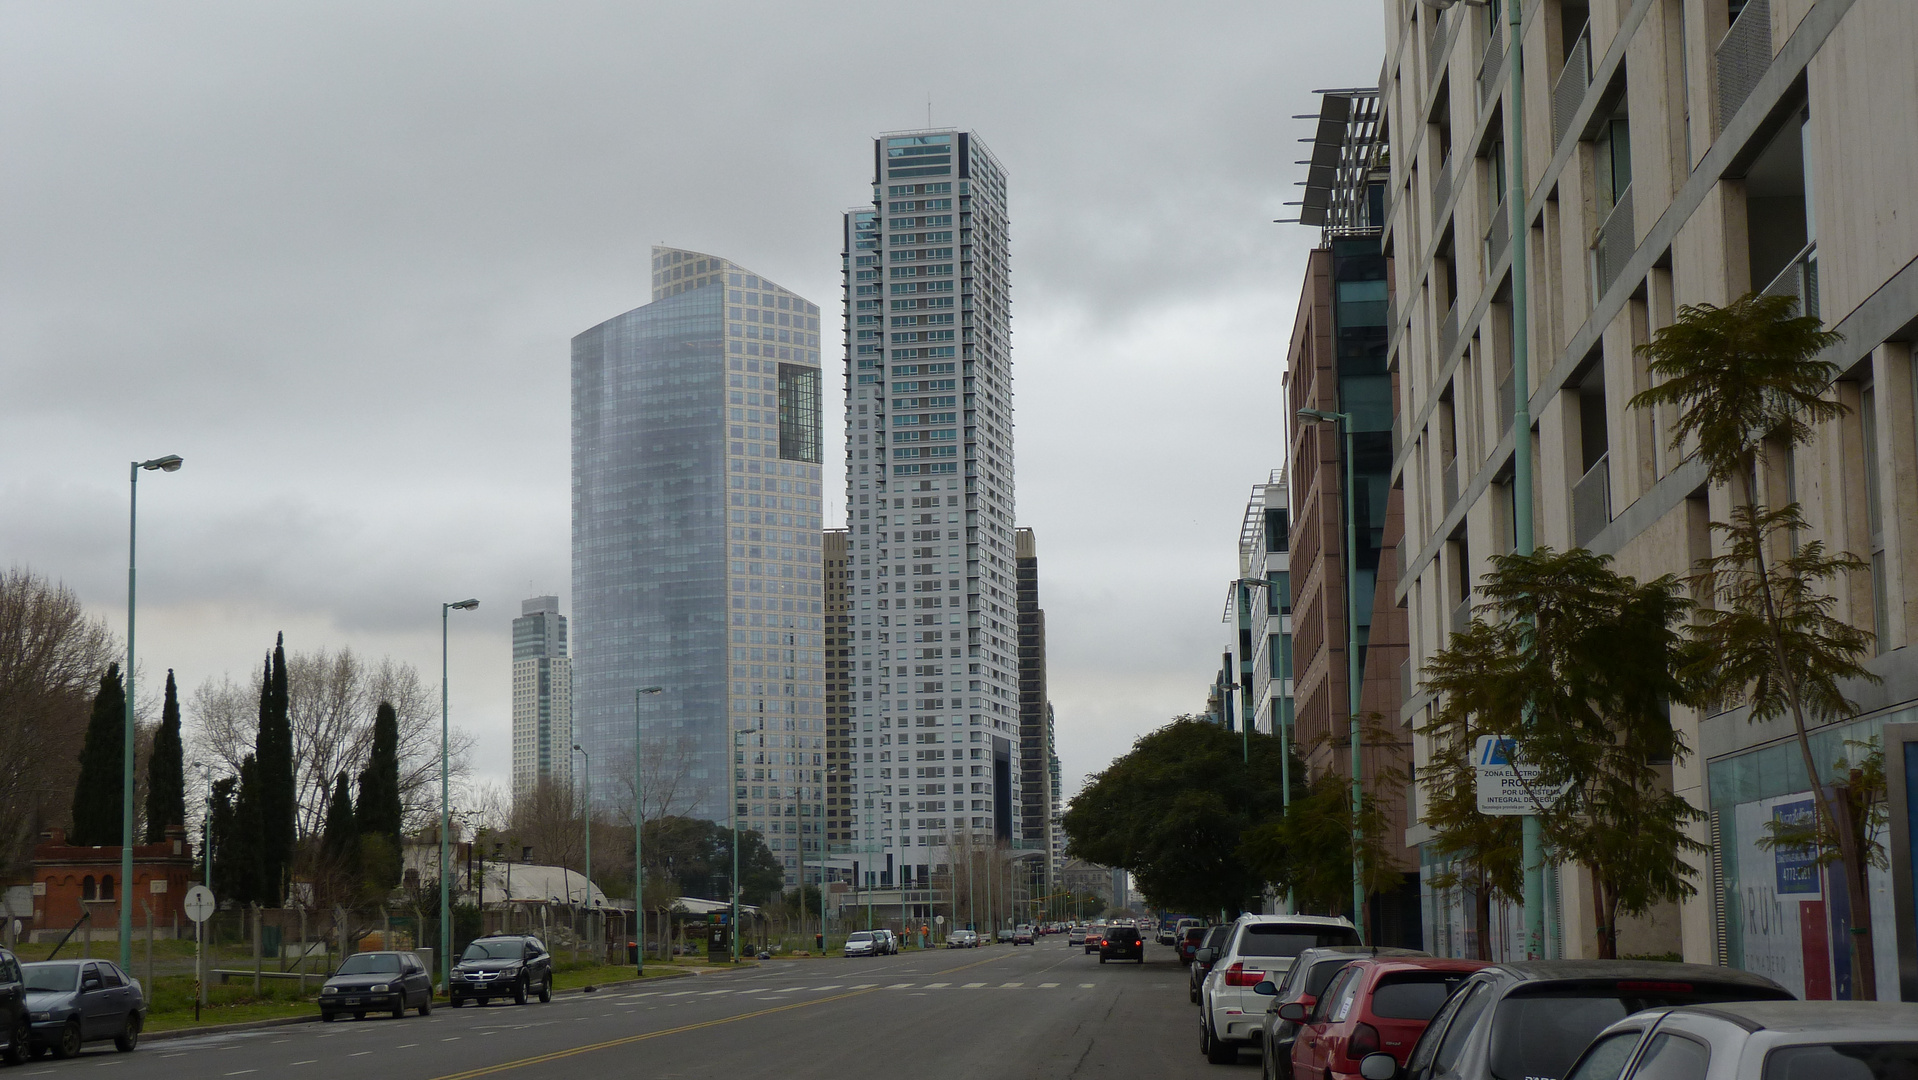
[
  {"x1": 100, "y1": 875, "x2": 115, "y2": 901},
  {"x1": 82, "y1": 875, "x2": 96, "y2": 901}
]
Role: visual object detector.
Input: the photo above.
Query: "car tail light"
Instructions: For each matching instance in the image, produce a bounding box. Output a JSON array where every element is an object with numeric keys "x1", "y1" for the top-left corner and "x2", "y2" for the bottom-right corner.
[
  {"x1": 1224, "y1": 963, "x2": 1266, "y2": 987},
  {"x1": 1348, "y1": 1022, "x2": 1381, "y2": 1059}
]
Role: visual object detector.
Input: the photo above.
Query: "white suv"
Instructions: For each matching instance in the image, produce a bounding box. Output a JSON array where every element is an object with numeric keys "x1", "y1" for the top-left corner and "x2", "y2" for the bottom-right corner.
[{"x1": 1199, "y1": 913, "x2": 1361, "y2": 1065}]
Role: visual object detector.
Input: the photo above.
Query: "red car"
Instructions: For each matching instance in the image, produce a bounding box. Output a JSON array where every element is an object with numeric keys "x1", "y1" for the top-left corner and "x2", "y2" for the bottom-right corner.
[
  {"x1": 1284, "y1": 957, "x2": 1487, "y2": 1080},
  {"x1": 1177, "y1": 925, "x2": 1208, "y2": 965}
]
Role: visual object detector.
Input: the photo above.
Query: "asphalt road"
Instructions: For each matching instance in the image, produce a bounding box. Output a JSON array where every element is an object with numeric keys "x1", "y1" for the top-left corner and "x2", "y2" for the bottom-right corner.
[{"x1": 24, "y1": 938, "x2": 1256, "y2": 1080}]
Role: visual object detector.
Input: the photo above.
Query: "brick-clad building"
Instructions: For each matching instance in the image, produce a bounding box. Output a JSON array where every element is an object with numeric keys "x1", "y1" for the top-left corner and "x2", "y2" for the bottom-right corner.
[{"x1": 29, "y1": 827, "x2": 194, "y2": 938}]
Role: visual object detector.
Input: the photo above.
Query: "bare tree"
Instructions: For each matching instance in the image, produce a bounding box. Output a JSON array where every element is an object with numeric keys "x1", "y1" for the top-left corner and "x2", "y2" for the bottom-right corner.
[
  {"x1": 0, "y1": 568, "x2": 118, "y2": 872},
  {"x1": 186, "y1": 644, "x2": 472, "y2": 841}
]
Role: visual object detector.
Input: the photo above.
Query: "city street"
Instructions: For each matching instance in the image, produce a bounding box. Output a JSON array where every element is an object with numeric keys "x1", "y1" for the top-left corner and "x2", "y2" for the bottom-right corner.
[{"x1": 49, "y1": 939, "x2": 1234, "y2": 1080}]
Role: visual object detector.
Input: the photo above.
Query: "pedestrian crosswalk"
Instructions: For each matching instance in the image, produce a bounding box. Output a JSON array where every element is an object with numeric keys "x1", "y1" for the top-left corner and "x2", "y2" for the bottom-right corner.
[{"x1": 615, "y1": 980, "x2": 1100, "y2": 999}]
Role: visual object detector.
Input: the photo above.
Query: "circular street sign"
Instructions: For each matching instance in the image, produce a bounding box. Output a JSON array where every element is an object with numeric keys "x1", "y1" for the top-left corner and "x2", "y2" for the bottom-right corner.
[
  {"x1": 935, "y1": 915, "x2": 944, "y2": 925},
  {"x1": 183, "y1": 885, "x2": 216, "y2": 924}
]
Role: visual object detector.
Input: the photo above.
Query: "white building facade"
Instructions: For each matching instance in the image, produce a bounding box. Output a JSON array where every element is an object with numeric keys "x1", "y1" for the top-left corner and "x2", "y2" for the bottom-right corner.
[{"x1": 511, "y1": 595, "x2": 572, "y2": 800}]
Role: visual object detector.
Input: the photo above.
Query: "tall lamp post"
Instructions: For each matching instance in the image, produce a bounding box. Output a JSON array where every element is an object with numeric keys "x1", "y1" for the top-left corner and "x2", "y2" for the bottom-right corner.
[
  {"x1": 123, "y1": 453, "x2": 183, "y2": 970},
  {"x1": 1298, "y1": 407, "x2": 1366, "y2": 941},
  {"x1": 632, "y1": 686, "x2": 663, "y2": 975},
  {"x1": 573, "y1": 744, "x2": 592, "y2": 956},
  {"x1": 440, "y1": 597, "x2": 479, "y2": 994}
]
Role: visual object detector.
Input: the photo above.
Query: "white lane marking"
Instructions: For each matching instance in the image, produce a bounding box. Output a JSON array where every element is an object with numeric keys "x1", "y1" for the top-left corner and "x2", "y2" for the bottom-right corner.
[
  {"x1": 291, "y1": 1062, "x2": 317, "y2": 1067},
  {"x1": 1000, "y1": 982, "x2": 1023, "y2": 988},
  {"x1": 661, "y1": 991, "x2": 697, "y2": 997},
  {"x1": 627, "y1": 992, "x2": 660, "y2": 998},
  {"x1": 442, "y1": 1036, "x2": 461, "y2": 1041},
  {"x1": 225, "y1": 1073, "x2": 257, "y2": 1077},
  {"x1": 923, "y1": 982, "x2": 950, "y2": 988},
  {"x1": 811, "y1": 985, "x2": 842, "y2": 991},
  {"x1": 700, "y1": 989, "x2": 735, "y2": 996},
  {"x1": 1080, "y1": 983, "x2": 1096, "y2": 988},
  {"x1": 850, "y1": 983, "x2": 877, "y2": 989},
  {"x1": 885, "y1": 982, "x2": 913, "y2": 989},
  {"x1": 398, "y1": 1044, "x2": 418, "y2": 1048},
  {"x1": 962, "y1": 982, "x2": 986, "y2": 988},
  {"x1": 1040, "y1": 982, "x2": 1059, "y2": 988}
]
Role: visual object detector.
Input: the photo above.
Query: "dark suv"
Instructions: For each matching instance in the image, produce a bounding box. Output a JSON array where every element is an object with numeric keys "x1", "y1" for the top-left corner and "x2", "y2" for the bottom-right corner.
[
  {"x1": 1100, "y1": 925, "x2": 1145, "y2": 964},
  {"x1": 449, "y1": 935, "x2": 553, "y2": 1007},
  {"x1": 0, "y1": 947, "x2": 26, "y2": 1065}
]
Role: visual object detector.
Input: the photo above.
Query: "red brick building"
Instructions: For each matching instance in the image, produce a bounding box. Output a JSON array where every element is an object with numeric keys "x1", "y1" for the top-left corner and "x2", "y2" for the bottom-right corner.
[{"x1": 29, "y1": 827, "x2": 194, "y2": 938}]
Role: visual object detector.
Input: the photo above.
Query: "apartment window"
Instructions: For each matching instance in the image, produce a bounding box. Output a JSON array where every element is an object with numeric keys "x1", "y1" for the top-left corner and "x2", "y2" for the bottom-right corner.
[
  {"x1": 1269, "y1": 634, "x2": 1294, "y2": 681},
  {"x1": 1743, "y1": 109, "x2": 1814, "y2": 312},
  {"x1": 1595, "y1": 106, "x2": 1632, "y2": 215},
  {"x1": 1268, "y1": 571, "x2": 1292, "y2": 616}
]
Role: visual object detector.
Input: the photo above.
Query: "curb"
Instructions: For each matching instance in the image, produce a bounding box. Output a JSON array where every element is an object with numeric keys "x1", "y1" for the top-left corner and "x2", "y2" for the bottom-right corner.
[{"x1": 145, "y1": 968, "x2": 707, "y2": 1042}]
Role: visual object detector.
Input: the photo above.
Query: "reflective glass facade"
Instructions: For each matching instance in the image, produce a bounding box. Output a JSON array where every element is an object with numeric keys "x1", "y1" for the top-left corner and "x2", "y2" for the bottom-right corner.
[{"x1": 572, "y1": 247, "x2": 826, "y2": 847}]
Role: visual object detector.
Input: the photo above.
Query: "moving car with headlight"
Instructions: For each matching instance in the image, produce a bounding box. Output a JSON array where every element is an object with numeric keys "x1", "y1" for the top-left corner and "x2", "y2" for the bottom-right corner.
[
  {"x1": 319, "y1": 951, "x2": 432, "y2": 1021},
  {"x1": 20, "y1": 959, "x2": 144, "y2": 1057},
  {"x1": 449, "y1": 935, "x2": 553, "y2": 1007}
]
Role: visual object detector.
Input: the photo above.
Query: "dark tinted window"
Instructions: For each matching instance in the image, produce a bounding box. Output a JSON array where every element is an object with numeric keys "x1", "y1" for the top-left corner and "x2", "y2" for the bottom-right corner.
[
  {"x1": 1490, "y1": 987, "x2": 1784, "y2": 1080},
  {"x1": 98, "y1": 965, "x2": 124, "y2": 989},
  {"x1": 338, "y1": 953, "x2": 404, "y2": 974},
  {"x1": 1433, "y1": 983, "x2": 1492, "y2": 1074},
  {"x1": 1631, "y1": 1033, "x2": 1710, "y2": 1080},
  {"x1": 1565, "y1": 1031, "x2": 1643, "y2": 1080},
  {"x1": 1109, "y1": 928, "x2": 1142, "y2": 943},
  {"x1": 1203, "y1": 926, "x2": 1231, "y2": 949},
  {"x1": 1238, "y1": 924, "x2": 1362, "y2": 958},
  {"x1": 1371, "y1": 972, "x2": 1470, "y2": 1020},
  {"x1": 1763, "y1": 1043, "x2": 1918, "y2": 1080},
  {"x1": 1310, "y1": 967, "x2": 1357, "y2": 1024},
  {"x1": 1306, "y1": 959, "x2": 1355, "y2": 997}
]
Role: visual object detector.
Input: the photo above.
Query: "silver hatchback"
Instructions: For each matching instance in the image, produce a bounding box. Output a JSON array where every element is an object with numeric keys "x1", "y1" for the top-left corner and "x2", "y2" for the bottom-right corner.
[{"x1": 1540, "y1": 999, "x2": 1918, "y2": 1080}]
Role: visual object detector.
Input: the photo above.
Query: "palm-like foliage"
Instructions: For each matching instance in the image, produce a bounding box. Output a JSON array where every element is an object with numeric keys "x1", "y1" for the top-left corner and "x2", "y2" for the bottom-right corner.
[
  {"x1": 1422, "y1": 548, "x2": 1705, "y2": 957},
  {"x1": 1629, "y1": 292, "x2": 1882, "y2": 994}
]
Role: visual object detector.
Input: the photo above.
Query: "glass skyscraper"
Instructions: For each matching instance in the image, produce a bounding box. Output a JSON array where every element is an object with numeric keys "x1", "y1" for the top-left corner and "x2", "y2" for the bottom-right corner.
[
  {"x1": 572, "y1": 246, "x2": 828, "y2": 875},
  {"x1": 840, "y1": 129, "x2": 1019, "y2": 894},
  {"x1": 510, "y1": 595, "x2": 571, "y2": 801}
]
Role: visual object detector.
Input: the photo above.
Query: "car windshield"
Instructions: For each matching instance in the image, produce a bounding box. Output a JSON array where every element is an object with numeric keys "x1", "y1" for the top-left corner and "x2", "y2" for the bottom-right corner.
[
  {"x1": 1238, "y1": 925, "x2": 1362, "y2": 958},
  {"x1": 1372, "y1": 973, "x2": 1472, "y2": 1020},
  {"x1": 1763, "y1": 1042, "x2": 1918, "y2": 1080},
  {"x1": 336, "y1": 953, "x2": 402, "y2": 975},
  {"x1": 462, "y1": 941, "x2": 524, "y2": 961},
  {"x1": 1491, "y1": 987, "x2": 1788, "y2": 1080},
  {"x1": 23, "y1": 963, "x2": 80, "y2": 992},
  {"x1": 1305, "y1": 959, "x2": 1355, "y2": 997},
  {"x1": 848, "y1": 933, "x2": 873, "y2": 942}
]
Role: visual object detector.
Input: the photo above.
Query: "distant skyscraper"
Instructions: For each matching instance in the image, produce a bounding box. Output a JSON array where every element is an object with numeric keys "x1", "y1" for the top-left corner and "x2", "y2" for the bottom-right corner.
[
  {"x1": 822, "y1": 528, "x2": 853, "y2": 853},
  {"x1": 840, "y1": 128, "x2": 1016, "y2": 897},
  {"x1": 1015, "y1": 528, "x2": 1052, "y2": 860},
  {"x1": 511, "y1": 595, "x2": 571, "y2": 801},
  {"x1": 572, "y1": 246, "x2": 827, "y2": 863}
]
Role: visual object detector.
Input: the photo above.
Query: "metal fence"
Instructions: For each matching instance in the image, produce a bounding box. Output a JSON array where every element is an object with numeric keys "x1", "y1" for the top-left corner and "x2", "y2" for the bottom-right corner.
[
  {"x1": 1715, "y1": 0, "x2": 1773, "y2": 134},
  {"x1": 1552, "y1": 23, "x2": 1592, "y2": 147}
]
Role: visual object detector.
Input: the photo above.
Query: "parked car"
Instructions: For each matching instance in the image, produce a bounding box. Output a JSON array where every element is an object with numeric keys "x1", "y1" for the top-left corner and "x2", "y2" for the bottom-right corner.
[
  {"x1": 20, "y1": 959, "x2": 145, "y2": 1057},
  {"x1": 1362, "y1": 961, "x2": 1793, "y2": 1080},
  {"x1": 844, "y1": 931, "x2": 879, "y2": 957},
  {"x1": 318, "y1": 951, "x2": 432, "y2": 1021},
  {"x1": 874, "y1": 929, "x2": 900, "y2": 954},
  {"x1": 1255, "y1": 946, "x2": 1431, "y2": 1080},
  {"x1": 1158, "y1": 924, "x2": 1180, "y2": 946},
  {"x1": 1284, "y1": 957, "x2": 1487, "y2": 1080},
  {"x1": 1189, "y1": 924, "x2": 1233, "y2": 1003},
  {"x1": 1013, "y1": 925, "x2": 1035, "y2": 945},
  {"x1": 1550, "y1": 999, "x2": 1918, "y2": 1080},
  {"x1": 1100, "y1": 925, "x2": 1146, "y2": 964},
  {"x1": 0, "y1": 947, "x2": 28, "y2": 1065},
  {"x1": 448, "y1": 935, "x2": 553, "y2": 1008},
  {"x1": 1199, "y1": 914, "x2": 1362, "y2": 1064},
  {"x1": 1178, "y1": 925, "x2": 1211, "y2": 966},
  {"x1": 946, "y1": 930, "x2": 979, "y2": 949},
  {"x1": 1068, "y1": 926, "x2": 1088, "y2": 946}
]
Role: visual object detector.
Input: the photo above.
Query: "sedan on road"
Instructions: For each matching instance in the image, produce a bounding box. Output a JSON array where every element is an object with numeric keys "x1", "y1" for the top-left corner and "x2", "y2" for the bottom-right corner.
[
  {"x1": 1552, "y1": 999, "x2": 1918, "y2": 1080},
  {"x1": 319, "y1": 951, "x2": 433, "y2": 1021},
  {"x1": 1100, "y1": 926, "x2": 1146, "y2": 964},
  {"x1": 844, "y1": 931, "x2": 879, "y2": 957},
  {"x1": 1013, "y1": 925, "x2": 1035, "y2": 945},
  {"x1": 946, "y1": 930, "x2": 979, "y2": 948},
  {"x1": 21, "y1": 960, "x2": 144, "y2": 1057},
  {"x1": 1068, "y1": 926, "x2": 1088, "y2": 946}
]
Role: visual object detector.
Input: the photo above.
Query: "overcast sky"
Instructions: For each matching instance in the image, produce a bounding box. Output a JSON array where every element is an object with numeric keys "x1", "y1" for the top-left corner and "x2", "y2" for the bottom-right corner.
[{"x1": 0, "y1": 1, "x2": 1383, "y2": 807}]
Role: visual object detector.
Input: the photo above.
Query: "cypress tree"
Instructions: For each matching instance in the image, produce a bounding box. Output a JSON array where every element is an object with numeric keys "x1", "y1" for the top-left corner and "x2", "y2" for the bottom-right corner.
[
  {"x1": 321, "y1": 771, "x2": 358, "y2": 864},
  {"x1": 207, "y1": 774, "x2": 238, "y2": 897},
  {"x1": 69, "y1": 664, "x2": 126, "y2": 846},
  {"x1": 355, "y1": 701, "x2": 404, "y2": 891},
  {"x1": 253, "y1": 635, "x2": 295, "y2": 906},
  {"x1": 144, "y1": 670, "x2": 187, "y2": 843},
  {"x1": 216, "y1": 757, "x2": 265, "y2": 906}
]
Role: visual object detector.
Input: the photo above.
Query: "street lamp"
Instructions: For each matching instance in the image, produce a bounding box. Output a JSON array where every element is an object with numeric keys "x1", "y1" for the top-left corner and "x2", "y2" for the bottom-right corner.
[
  {"x1": 1298, "y1": 406, "x2": 1366, "y2": 941},
  {"x1": 632, "y1": 685, "x2": 663, "y2": 975},
  {"x1": 572, "y1": 744, "x2": 591, "y2": 957},
  {"x1": 440, "y1": 597, "x2": 478, "y2": 994},
  {"x1": 124, "y1": 453, "x2": 183, "y2": 971},
  {"x1": 194, "y1": 761, "x2": 214, "y2": 890}
]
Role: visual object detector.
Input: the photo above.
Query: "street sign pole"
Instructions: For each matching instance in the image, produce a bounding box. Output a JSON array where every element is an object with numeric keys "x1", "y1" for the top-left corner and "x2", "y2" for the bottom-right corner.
[{"x1": 183, "y1": 885, "x2": 215, "y2": 1017}]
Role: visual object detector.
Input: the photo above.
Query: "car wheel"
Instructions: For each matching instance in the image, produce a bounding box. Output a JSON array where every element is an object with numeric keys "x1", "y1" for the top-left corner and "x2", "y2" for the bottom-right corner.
[
  {"x1": 513, "y1": 978, "x2": 528, "y2": 1005},
  {"x1": 322, "y1": 1011, "x2": 337, "y2": 1023},
  {"x1": 353, "y1": 1011, "x2": 366, "y2": 1021},
  {"x1": 449, "y1": 997, "x2": 464, "y2": 1008},
  {"x1": 1190, "y1": 981, "x2": 1199, "y2": 1004},
  {"x1": 537, "y1": 978, "x2": 552, "y2": 1004},
  {"x1": 419, "y1": 995, "x2": 432, "y2": 1017},
  {"x1": 115, "y1": 1013, "x2": 141, "y2": 1052},
  {"x1": 53, "y1": 1019, "x2": 82, "y2": 1060},
  {"x1": 477, "y1": 997, "x2": 490, "y2": 1006},
  {"x1": 1204, "y1": 1019, "x2": 1237, "y2": 1065},
  {"x1": 392, "y1": 996, "x2": 407, "y2": 1020},
  {"x1": 1098, "y1": 955, "x2": 1106, "y2": 964},
  {"x1": 2, "y1": 1015, "x2": 28, "y2": 1066}
]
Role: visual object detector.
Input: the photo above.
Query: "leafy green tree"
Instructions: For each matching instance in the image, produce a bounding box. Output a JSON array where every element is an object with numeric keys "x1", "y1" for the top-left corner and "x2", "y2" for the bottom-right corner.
[
  {"x1": 1413, "y1": 627, "x2": 1523, "y2": 958},
  {"x1": 254, "y1": 636, "x2": 295, "y2": 906},
  {"x1": 355, "y1": 701, "x2": 404, "y2": 891},
  {"x1": 1063, "y1": 716, "x2": 1289, "y2": 916},
  {"x1": 1423, "y1": 548, "x2": 1706, "y2": 958},
  {"x1": 69, "y1": 663, "x2": 126, "y2": 846},
  {"x1": 1629, "y1": 293, "x2": 1882, "y2": 992},
  {"x1": 637, "y1": 815, "x2": 782, "y2": 905},
  {"x1": 143, "y1": 670, "x2": 187, "y2": 843}
]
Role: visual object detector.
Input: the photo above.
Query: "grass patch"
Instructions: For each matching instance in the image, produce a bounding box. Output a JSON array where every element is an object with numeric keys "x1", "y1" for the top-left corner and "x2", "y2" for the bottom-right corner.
[{"x1": 146, "y1": 999, "x2": 315, "y2": 1033}]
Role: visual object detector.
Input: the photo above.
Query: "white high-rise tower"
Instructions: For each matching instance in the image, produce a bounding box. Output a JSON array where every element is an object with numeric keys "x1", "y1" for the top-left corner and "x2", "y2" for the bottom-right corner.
[
  {"x1": 511, "y1": 595, "x2": 572, "y2": 800},
  {"x1": 841, "y1": 128, "x2": 1016, "y2": 898}
]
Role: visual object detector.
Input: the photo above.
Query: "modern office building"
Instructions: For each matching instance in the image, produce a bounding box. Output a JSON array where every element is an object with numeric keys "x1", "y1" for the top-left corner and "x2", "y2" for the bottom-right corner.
[
  {"x1": 510, "y1": 596, "x2": 573, "y2": 801},
  {"x1": 1385, "y1": 0, "x2": 1918, "y2": 987},
  {"x1": 1222, "y1": 478, "x2": 1297, "y2": 743},
  {"x1": 572, "y1": 246, "x2": 827, "y2": 880},
  {"x1": 1015, "y1": 527, "x2": 1055, "y2": 907},
  {"x1": 839, "y1": 127, "x2": 1019, "y2": 901},
  {"x1": 823, "y1": 528, "x2": 854, "y2": 855}
]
